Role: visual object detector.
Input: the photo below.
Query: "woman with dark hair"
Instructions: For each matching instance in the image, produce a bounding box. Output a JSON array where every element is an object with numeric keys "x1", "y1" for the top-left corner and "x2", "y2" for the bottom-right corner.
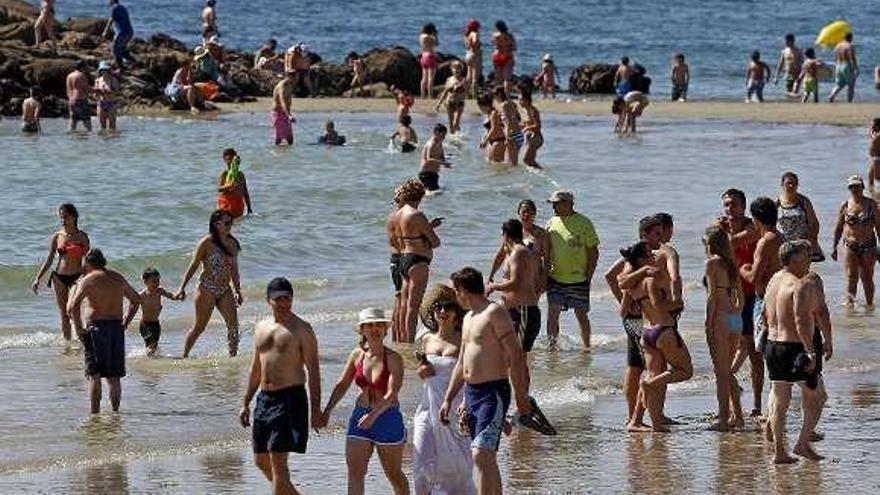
[
  {"x1": 703, "y1": 226, "x2": 744, "y2": 431},
  {"x1": 419, "y1": 23, "x2": 439, "y2": 99},
  {"x1": 477, "y1": 92, "x2": 505, "y2": 162},
  {"x1": 519, "y1": 91, "x2": 544, "y2": 168},
  {"x1": 491, "y1": 20, "x2": 517, "y2": 94},
  {"x1": 31, "y1": 203, "x2": 90, "y2": 341},
  {"x1": 831, "y1": 175, "x2": 880, "y2": 308},
  {"x1": 321, "y1": 308, "x2": 409, "y2": 495},
  {"x1": 412, "y1": 284, "x2": 475, "y2": 495},
  {"x1": 620, "y1": 241, "x2": 693, "y2": 432},
  {"x1": 176, "y1": 209, "x2": 242, "y2": 357},
  {"x1": 462, "y1": 19, "x2": 482, "y2": 98},
  {"x1": 777, "y1": 171, "x2": 822, "y2": 261}
]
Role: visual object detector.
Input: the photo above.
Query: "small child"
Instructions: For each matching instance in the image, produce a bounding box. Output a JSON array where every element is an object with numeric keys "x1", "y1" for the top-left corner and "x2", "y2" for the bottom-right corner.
[
  {"x1": 391, "y1": 86, "x2": 415, "y2": 120},
  {"x1": 614, "y1": 56, "x2": 632, "y2": 96},
  {"x1": 391, "y1": 114, "x2": 418, "y2": 153},
  {"x1": 534, "y1": 53, "x2": 560, "y2": 99},
  {"x1": 418, "y1": 123, "x2": 450, "y2": 192},
  {"x1": 347, "y1": 52, "x2": 365, "y2": 97},
  {"x1": 799, "y1": 48, "x2": 819, "y2": 104},
  {"x1": 319, "y1": 120, "x2": 346, "y2": 145},
  {"x1": 125, "y1": 268, "x2": 180, "y2": 356},
  {"x1": 21, "y1": 87, "x2": 41, "y2": 133},
  {"x1": 671, "y1": 53, "x2": 690, "y2": 102},
  {"x1": 868, "y1": 118, "x2": 880, "y2": 193},
  {"x1": 745, "y1": 51, "x2": 772, "y2": 103}
]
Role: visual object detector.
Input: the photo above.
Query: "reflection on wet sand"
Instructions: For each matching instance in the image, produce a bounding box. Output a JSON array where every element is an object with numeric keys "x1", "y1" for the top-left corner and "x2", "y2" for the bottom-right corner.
[
  {"x1": 849, "y1": 383, "x2": 879, "y2": 409},
  {"x1": 201, "y1": 452, "x2": 244, "y2": 487},
  {"x1": 81, "y1": 462, "x2": 129, "y2": 495}
]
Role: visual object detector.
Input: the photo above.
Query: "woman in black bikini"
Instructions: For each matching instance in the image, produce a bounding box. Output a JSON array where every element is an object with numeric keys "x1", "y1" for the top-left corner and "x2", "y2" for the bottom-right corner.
[
  {"x1": 388, "y1": 179, "x2": 441, "y2": 343},
  {"x1": 831, "y1": 175, "x2": 880, "y2": 308},
  {"x1": 31, "y1": 203, "x2": 90, "y2": 341}
]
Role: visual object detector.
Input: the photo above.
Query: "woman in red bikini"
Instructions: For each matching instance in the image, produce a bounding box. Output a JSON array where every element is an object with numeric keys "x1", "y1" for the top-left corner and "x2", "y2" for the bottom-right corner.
[
  {"x1": 31, "y1": 203, "x2": 90, "y2": 341},
  {"x1": 419, "y1": 23, "x2": 440, "y2": 99},
  {"x1": 492, "y1": 20, "x2": 517, "y2": 95},
  {"x1": 321, "y1": 308, "x2": 409, "y2": 495}
]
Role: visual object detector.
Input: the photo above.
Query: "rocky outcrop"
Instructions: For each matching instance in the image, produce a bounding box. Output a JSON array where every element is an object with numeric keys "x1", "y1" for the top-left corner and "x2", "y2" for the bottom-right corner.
[
  {"x1": 569, "y1": 64, "x2": 616, "y2": 94},
  {"x1": 361, "y1": 47, "x2": 420, "y2": 94}
]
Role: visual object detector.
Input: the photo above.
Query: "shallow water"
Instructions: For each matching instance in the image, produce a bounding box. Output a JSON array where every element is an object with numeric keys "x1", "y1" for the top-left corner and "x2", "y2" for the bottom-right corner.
[
  {"x1": 1, "y1": 111, "x2": 879, "y2": 492},
  {"x1": 57, "y1": 0, "x2": 880, "y2": 101}
]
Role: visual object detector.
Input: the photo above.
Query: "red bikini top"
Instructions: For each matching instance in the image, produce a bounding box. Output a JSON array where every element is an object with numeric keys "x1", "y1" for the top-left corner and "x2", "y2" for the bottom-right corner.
[
  {"x1": 354, "y1": 349, "x2": 390, "y2": 394},
  {"x1": 58, "y1": 241, "x2": 86, "y2": 258}
]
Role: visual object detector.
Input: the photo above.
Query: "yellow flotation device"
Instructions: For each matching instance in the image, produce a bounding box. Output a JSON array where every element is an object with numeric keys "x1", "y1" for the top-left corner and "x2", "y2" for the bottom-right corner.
[{"x1": 815, "y1": 20, "x2": 851, "y2": 48}]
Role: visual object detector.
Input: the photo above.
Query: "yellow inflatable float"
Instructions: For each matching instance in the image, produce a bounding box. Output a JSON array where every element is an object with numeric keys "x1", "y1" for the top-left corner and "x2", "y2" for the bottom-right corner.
[{"x1": 815, "y1": 20, "x2": 851, "y2": 47}]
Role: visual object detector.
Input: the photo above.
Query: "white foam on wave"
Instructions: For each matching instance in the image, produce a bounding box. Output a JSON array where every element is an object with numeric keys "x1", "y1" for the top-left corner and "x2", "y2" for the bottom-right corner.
[
  {"x1": 531, "y1": 376, "x2": 620, "y2": 408},
  {"x1": 0, "y1": 331, "x2": 65, "y2": 350}
]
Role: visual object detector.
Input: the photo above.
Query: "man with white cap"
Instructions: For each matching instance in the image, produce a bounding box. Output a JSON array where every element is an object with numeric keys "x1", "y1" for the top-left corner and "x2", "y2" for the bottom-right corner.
[
  {"x1": 285, "y1": 43, "x2": 315, "y2": 97},
  {"x1": 545, "y1": 189, "x2": 600, "y2": 348},
  {"x1": 240, "y1": 277, "x2": 322, "y2": 495}
]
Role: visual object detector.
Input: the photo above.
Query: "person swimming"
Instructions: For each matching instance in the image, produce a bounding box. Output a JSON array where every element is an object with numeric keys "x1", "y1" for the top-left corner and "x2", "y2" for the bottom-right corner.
[
  {"x1": 318, "y1": 120, "x2": 346, "y2": 145},
  {"x1": 391, "y1": 114, "x2": 418, "y2": 153}
]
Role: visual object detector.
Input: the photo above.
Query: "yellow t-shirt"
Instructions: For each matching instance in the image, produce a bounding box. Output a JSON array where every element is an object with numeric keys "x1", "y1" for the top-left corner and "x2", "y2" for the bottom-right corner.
[{"x1": 547, "y1": 213, "x2": 600, "y2": 284}]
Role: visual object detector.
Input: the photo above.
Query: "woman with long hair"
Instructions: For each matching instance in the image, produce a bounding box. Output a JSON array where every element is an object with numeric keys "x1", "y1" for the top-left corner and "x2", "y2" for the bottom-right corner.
[
  {"x1": 491, "y1": 20, "x2": 517, "y2": 94},
  {"x1": 31, "y1": 203, "x2": 90, "y2": 341},
  {"x1": 419, "y1": 23, "x2": 439, "y2": 99},
  {"x1": 412, "y1": 284, "x2": 475, "y2": 495},
  {"x1": 321, "y1": 308, "x2": 409, "y2": 495},
  {"x1": 703, "y1": 226, "x2": 744, "y2": 431},
  {"x1": 176, "y1": 209, "x2": 243, "y2": 357}
]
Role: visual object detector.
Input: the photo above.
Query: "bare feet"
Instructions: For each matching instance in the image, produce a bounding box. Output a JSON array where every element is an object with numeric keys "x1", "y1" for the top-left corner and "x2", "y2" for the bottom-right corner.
[
  {"x1": 626, "y1": 421, "x2": 651, "y2": 433},
  {"x1": 502, "y1": 418, "x2": 512, "y2": 436},
  {"x1": 660, "y1": 415, "x2": 682, "y2": 426},
  {"x1": 651, "y1": 424, "x2": 671, "y2": 433},
  {"x1": 750, "y1": 408, "x2": 762, "y2": 418},
  {"x1": 707, "y1": 421, "x2": 730, "y2": 432},
  {"x1": 810, "y1": 430, "x2": 825, "y2": 442},
  {"x1": 793, "y1": 442, "x2": 825, "y2": 461},
  {"x1": 729, "y1": 416, "x2": 745, "y2": 429},
  {"x1": 774, "y1": 452, "x2": 799, "y2": 464}
]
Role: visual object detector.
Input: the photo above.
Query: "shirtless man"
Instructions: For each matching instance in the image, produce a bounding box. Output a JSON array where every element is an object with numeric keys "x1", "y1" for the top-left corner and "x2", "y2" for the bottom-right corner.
[
  {"x1": 239, "y1": 278, "x2": 322, "y2": 495},
  {"x1": 271, "y1": 73, "x2": 295, "y2": 145},
  {"x1": 740, "y1": 197, "x2": 783, "y2": 360},
  {"x1": 21, "y1": 87, "x2": 41, "y2": 133},
  {"x1": 201, "y1": 0, "x2": 218, "y2": 44},
  {"x1": 66, "y1": 249, "x2": 141, "y2": 414},
  {"x1": 34, "y1": 0, "x2": 54, "y2": 45},
  {"x1": 762, "y1": 240, "x2": 826, "y2": 463},
  {"x1": 614, "y1": 56, "x2": 633, "y2": 96},
  {"x1": 829, "y1": 32, "x2": 858, "y2": 103},
  {"x1": 717, "y1": 189, "x2": 764, "y2": 416},
  {"x1": 776, "y1": 34, "x2": 804, "y2": 95},
  {"x1": 489, "y1": 200, "x2": 550, "y2": 294},
  {"x1": 867, "y1": 118, "x2": 880, "y2": 192},
  {"x1": 285, "y1": 44, "x2": 314, "y2": 97},
  {"x1": 745, "y1": 51, "x2": 772, "y2": 103},
  {"x1": 441, "y1": 267, "x2": 531, "y2": 495},
  {"x1": 419, "y1": 124, "x2": 450, "y2": 192},
  {"x1": 486, "y1": 220, "x2": 541, "y2": 389},
  {"x1": 66, "y1": 61, "x2": 92, "y2": 132}
]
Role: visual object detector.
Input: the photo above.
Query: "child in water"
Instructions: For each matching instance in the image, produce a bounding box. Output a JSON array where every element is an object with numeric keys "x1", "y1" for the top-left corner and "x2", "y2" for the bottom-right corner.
[
  {"x1": 391, "y1": 86, "x2": 415, "y2": 120},
  {"x1": 124, "y1": 268, "x2": 181, "y2": 356},
  {"x1": 391, "y1": 114, "x2": 418, "y2": 153},
  {"x1": 419, "y1": 123, "x2": 450, "y2": 192},
  {"x1": 534, "y1": 53, "x2": 559, "y2": 99},
  {"x1": 217, "y1": 148, "x2": 253, "y2": 219},
  {"x1": 319, "y1": 120, "x2": 346, "y2": 145},
  {"x1": 868, "y1": 118, "x2": 880, "y2": 193},
  {"x1": 347, "y1": 52, "x2": 365, "y2": 97},
  {"x1": 798, "y1": 48, "x2": 819, "y2": 104},
  {"x1": 670, "y1": 53, "x2": 690, "y2": 102},
  {"x1": 745, "y1": 51, "x2": 772, "y2": 103}
]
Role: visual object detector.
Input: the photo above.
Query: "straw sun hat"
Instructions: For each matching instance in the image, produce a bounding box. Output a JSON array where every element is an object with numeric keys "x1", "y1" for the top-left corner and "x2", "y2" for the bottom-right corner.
[{"x1": 419, "y1": 284, "x2": 462, "y2": 331}]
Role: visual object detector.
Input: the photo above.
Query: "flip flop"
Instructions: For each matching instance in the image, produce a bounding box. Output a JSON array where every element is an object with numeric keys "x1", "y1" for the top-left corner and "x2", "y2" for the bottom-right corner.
[{"x1": 516, "y1": 396, "x2": 557, "y2": 436}]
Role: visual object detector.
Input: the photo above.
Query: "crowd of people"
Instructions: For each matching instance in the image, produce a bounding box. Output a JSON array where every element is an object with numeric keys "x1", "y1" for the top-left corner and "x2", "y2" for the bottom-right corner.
[{"x1": 19, "y1": 4, "x2": 880, "y2": 494}]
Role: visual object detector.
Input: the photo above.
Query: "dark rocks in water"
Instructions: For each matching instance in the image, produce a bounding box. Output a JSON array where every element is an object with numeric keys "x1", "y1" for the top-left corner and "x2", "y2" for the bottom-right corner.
[
  {"x1": 62, "y1": 17, "x2": 106, "y2": 38},
  {"x1": 569, "y1": 63, "x2": 616, "y2": 94},
  {"x1": 312, "y1": 62, "x2": 352, "y2": 96},
  {"x1": 22, "y1": 58, "x2": 76, "y2": 95},
  {"x1": 362, "y1": 46, "x2": 419, "y2": 94}
]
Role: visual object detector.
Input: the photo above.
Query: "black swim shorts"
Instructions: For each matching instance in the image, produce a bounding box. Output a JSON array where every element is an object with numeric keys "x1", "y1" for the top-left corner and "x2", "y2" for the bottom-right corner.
[
  {"x1": 623, "y1": 317, "x2": 644, "y2": 369},
  {"x1": 252, "y1": 384, "x2": 309, "y2": 454},
  {"x1": 139, "y1": 321, "x2": 161, "y2": 348},
  {"x1": 81, "y1": 320, "x2": 126, "y2": 378},
  {"x1": 418, "y1": 171, "x2": 440, "y2": 191},
  {"x1": 509, "y1": 305, "x2": 541, "y2": 352},
  {"x1": 765, "y1": 340, "x2": 820, "y2": 387},
  {"x1": 389, "y1": 253, "x2": 402, "y2": 294}
]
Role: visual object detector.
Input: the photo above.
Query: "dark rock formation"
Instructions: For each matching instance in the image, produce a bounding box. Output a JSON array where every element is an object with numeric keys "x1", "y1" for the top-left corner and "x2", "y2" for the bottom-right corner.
[{"x1": 569, "y1": 64, "x2": 616, "y2": 94}]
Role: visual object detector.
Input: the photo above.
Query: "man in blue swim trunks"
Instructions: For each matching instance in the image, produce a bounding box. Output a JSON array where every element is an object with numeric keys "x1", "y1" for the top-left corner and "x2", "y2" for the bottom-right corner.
[
  {"x1": 441, "y1": 267, "x2": 531, "y2": 495},
  {"x1": 829, "y1": 32, "x2": 859, "y2": 103},
  {"x1": 67, "y1": 249, "x2": 141, "y2": 415},
  {"x1": 240, "y1": 278, "x2": 323, "y2": 495},
  {"x1": 102, "y1": 0, "x2": 136, "y2": 70}
]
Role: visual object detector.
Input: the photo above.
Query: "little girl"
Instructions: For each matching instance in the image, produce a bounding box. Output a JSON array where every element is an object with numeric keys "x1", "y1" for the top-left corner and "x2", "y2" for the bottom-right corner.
[{"x1": 534, "y1": 54, "x2": 559, "y2": 99}]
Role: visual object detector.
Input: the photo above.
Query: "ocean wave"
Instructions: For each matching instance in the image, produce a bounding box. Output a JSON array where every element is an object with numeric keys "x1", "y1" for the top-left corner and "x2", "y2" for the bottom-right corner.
[{"x1": 0, "y1": 331, "x2": 65, "y2": 351}]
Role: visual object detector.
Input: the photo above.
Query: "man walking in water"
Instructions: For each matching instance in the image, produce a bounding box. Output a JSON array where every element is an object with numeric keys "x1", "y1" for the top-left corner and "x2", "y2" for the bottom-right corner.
[
  {"x1": 271, "y1": 72, "x2": 296, "y2": 145},
  {"x1": 829, "y1": 32, "x2": 858, "y2": 103},
  {"x1": 740, "y1": 197, "x2": 783, "y2": 358},
  {"x1": 776, "y1": 34, "x2": 804, "y2": 95},
  {"x1": 441, "y1": 267, "x2": 531, "y2": 495},
  {"x1": 763, "y1": 240, "x2": 827, "y2": 463},
  {"x1": 240, "y1": 278, "x2": 322, "y2": 495},
  {"x1": 66, "y1": 61, "x2": 92, "y2": 132},
  {"x1": 67, "y1": 249, "x2": 141, "y2": 414},
  {"x1": 545, "y1": 190, "x2": 600, "y2": 348}
]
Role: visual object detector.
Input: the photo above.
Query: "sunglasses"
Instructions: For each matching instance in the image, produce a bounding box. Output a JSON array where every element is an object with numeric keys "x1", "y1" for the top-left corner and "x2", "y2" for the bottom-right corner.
[{"x1": 433, "y1": 302, "x2": 458, "y2": 312}]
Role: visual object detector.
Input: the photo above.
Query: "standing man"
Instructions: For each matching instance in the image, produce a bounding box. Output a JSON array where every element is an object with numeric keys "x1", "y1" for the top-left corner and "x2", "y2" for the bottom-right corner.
[
  {"x1": 66, "y1": 61, "x2": 92, "y2": 132},
  {"x1": 763, "y1": 241, "x2": 827, "y2": 463},
  {"x1": 487, "y1": 219, "x2": 542, "y2": 388},
  {"x1": 240, "y1": 278, "x2": 322, "y2": 495},
  {"x1": 718, "y1": 189, "x2": 765, "y2": 417},
  {"x1": 740, "y1": 197, "x2": 783, "y2": 359},
  {"x1": 201, "y1": 0, "x2": 218, "y2": 44},
  {"x1": 102, "y1": 0, "x2": 136, "y2": 70},
  {"x1": 441, "y1": 267, "x2": 531, "y2": 495},
  {"x1": 829, "y1": 32, "x2": 858, "y2": 103},
  {"x1": 654, "y1": 213, "x2": 683, "y2": 319},
  {"x1": 545, "y1": 190, "x2": 600, "y2": 348},
  {"x1": 271, "y1": 72, "x2": 296, "y2": 146},
  {"x1": 66, "y1": 249, "x2": 141, "y2": 414},
  {"x1": 776, "y1": 34, "x2": 804, "y2": 95}
]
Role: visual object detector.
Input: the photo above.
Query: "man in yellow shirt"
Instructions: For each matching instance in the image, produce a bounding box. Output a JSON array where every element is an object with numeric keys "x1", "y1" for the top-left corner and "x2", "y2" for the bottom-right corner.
[{"x1": 545, "y1": 190, "x2": 600, "y2": 348}]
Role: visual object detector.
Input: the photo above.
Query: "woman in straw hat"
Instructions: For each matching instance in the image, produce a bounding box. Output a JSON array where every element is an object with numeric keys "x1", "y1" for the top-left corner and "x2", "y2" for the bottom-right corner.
[
  {"x1": 321, "y1": 308, "x2": 409, "y2": 495},
  {"x1": 412, "y1": 285, "x2": 476, "y2": 495}
]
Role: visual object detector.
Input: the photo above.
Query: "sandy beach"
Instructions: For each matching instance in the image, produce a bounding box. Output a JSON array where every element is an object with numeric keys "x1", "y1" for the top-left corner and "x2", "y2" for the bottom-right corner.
[{"x1": 185, "y1": 98, "x2": 880, "y2": 126}]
